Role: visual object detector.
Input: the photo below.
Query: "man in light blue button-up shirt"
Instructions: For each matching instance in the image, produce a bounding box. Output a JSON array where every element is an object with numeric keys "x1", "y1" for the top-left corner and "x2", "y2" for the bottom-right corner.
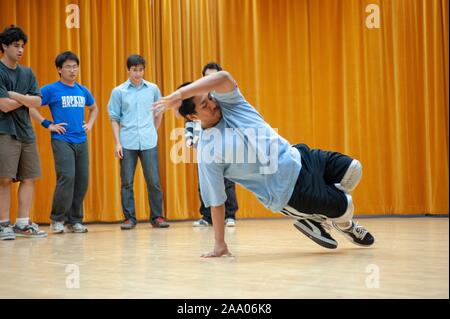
[{"x1": 108, "y1": 54, "x2": 169, "y2": 229}]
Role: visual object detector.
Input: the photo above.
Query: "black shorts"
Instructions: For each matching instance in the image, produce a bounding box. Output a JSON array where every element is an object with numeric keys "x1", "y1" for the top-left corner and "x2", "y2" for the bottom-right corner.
[{"x1": 285, "y1": 144, "x2": 353, "y2": 218}]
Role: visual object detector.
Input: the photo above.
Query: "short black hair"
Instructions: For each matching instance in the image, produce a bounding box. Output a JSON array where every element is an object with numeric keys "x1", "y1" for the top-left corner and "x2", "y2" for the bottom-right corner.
[
  {"x1": 55, "y1": 51, "x2": 79, "y2": 68},
  {"x1": 127, "y1": 54, "x2": 146, "y2": 70},
  {"x1": 202, "y1": 62, "x2": 222, "y2": 76},
  {"x1": 177, "y1": 82, "x2": 196, "y2": 118},
  {"x1": 0, "y1": 25, "x2": 28, "y2": 53}
]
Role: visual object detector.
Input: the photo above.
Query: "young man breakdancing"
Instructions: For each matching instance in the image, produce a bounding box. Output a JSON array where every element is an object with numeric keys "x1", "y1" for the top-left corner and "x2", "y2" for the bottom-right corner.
[{"x1": 153, "y1": 71, "x2": 374, "y2": 257}]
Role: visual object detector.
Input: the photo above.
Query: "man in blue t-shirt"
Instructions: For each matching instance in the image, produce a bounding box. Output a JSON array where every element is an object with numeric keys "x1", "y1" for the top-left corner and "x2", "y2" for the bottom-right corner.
[
  {"x1": 153, "y1": 71, "x2": 375, "y2": 257},
  {"x1": 30, "y1": 51, "x2": 98, "y2": 234}
]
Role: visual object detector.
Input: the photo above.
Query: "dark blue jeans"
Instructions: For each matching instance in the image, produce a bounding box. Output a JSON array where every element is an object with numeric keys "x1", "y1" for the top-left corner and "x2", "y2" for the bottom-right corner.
[{"x1": 120, "y1": 147, "x2": 163, "y2": 224}]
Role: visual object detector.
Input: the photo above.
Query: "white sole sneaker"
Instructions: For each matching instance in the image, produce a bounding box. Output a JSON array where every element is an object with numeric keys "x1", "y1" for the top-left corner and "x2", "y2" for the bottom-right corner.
[
  {"x1": 50, "y1": 223, "x2": 64, "y2": 234},
  {"x1": 293, "y1": 219, "x2": 338, "y2": 249},
  {"x1": 0, "y1": 232, "x2": 15, "y2": 240},
  {"x1": 332, "y1": 221, "x2": 375, "y2": 247},
  {"x1": 192, "y1": 220, "x2": 211, "y2": 227}
]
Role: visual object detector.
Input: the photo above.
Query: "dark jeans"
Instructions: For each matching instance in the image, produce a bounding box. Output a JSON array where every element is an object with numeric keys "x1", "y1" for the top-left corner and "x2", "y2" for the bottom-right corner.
[
  {"x1": 286, "y1": 144, "x2": 353, "y2": 218},
  {"x1": 50, "y1": 140, "x2": 89, "y2": 224},
  {"x1": 199, "y1": 177, "x2": 238, "y2": 224},
  {"x1": 120, "y1": 147, "x2": 163, "y2": 224}
]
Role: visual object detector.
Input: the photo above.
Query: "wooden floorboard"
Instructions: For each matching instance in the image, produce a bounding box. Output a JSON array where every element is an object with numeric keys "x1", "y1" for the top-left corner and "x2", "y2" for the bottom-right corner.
[{"x1": 0, "y1": 217, "x2": 448, "y2": 298}]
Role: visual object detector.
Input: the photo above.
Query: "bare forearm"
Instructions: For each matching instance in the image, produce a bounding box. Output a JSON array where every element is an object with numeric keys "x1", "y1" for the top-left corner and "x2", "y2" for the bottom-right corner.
[
  {"x1": 110, "y1": 120, "x2": 121, "y2": 145},
  {"x1": 86, "y1": 105, "x2": 99, "y2": 125},
  {"x1": 8, "y1": 92, "x2": 41, "y2": 108},
  {"x1": 177, "y1": 71, "x2": 235, "y2": 99},
  {"x1": 29, "y1": 108, "x2": 45, "y2": 123},
  {"x1": 0, "y1": 98, "x2": 22, "y2": 113},
  {"x1": 154, "y1": 113, "x2": 163, "y2": 130},
  {"x1": 211, "y1": 204, "x2": 226, "y2": 244}
]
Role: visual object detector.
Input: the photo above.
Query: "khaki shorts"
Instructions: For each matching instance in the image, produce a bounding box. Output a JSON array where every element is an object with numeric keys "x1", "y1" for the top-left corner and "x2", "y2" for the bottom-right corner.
[{"x1": 0, "y1": 134, "x2": 41, "y2": 181}]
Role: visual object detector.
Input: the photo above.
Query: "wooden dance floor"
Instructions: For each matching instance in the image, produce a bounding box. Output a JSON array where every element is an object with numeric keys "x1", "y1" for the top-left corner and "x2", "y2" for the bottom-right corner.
[{"x1": 0, "y1": 217, "x2": 448, "y2": 298}]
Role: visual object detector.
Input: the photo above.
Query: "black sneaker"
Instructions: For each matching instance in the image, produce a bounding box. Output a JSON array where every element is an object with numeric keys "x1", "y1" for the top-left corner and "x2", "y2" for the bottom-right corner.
[
  {"x1": 332, "y1": 221, "x2": 374, "y2": 247},
  {"x1": 294, "y1": 218, "x2": 338, "y2": 249}
]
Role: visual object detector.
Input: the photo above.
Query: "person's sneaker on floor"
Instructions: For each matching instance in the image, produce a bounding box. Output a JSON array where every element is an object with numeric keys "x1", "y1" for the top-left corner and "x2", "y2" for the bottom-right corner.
[
  {"x1": 151, "y1": 217, "x2": 170, "y2": 228},
  {"x1": 294, "y1": 217, "x2": 337, "y2": 249},
  {"x1": 332, "y1": 220, "x2": 375, "y2": 247},
  {"x1": 0, "y1": 223, "x2": 15, "y2": 241},
  {"x1": 193, "y1": 218, "x2": 211, "y2": 227},
  {"x1": 51, "y1": 221, "x2": 65, "y2": 234},
  {"x1": 120, "y1": 219, "x2": 136, "y2": 230},
  {"x1": 225, "y1": 218, "x2": 236, "y2": 227},
  {"x1": 13, "y1": 222, "x2": 48, "y2": 238},
  {"x1": 66, "y1": 223, "x2": 88, "y2": 233}
]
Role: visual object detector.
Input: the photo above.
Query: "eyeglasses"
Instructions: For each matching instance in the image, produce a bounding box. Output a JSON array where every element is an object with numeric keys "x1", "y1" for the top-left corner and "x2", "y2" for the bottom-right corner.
[{"x1": 62, "y1": 65, "x2": 79, "y2": 70}]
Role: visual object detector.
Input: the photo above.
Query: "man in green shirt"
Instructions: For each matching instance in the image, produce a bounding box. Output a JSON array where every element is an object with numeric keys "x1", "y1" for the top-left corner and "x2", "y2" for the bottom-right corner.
[{"x1": 0, "y1": 25, "x2": 47, "y2": 240}]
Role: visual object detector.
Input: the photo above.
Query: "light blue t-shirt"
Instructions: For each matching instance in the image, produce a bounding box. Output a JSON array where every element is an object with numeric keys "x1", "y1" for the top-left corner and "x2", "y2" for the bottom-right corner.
[
  {"x1": 41, "y1": 81, "x2": 95, "y2": 144},
  {"x1": 197, "y1": 87, "x2": 302, "y2": 212},
  {"x1": 108, "y1": 79, "x2": 161, "y2": 150}
]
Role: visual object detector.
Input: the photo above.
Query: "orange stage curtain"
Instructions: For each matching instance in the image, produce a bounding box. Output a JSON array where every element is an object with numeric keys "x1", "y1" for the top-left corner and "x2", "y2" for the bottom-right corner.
[{"x1": 0, "y1": 0, "x2": 448, "y2": 223}]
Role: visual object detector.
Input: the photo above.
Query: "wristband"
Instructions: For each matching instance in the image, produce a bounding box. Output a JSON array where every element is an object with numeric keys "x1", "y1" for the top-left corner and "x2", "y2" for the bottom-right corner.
[{"x1": 41, "y1": 119, "x2": 52, "y2": 129}]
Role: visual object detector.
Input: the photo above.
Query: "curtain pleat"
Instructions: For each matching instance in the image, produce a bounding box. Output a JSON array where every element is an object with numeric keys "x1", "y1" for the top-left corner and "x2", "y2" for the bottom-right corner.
[{"x1": 0, "y1": 0, "x2": 447, "y2": 223}]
